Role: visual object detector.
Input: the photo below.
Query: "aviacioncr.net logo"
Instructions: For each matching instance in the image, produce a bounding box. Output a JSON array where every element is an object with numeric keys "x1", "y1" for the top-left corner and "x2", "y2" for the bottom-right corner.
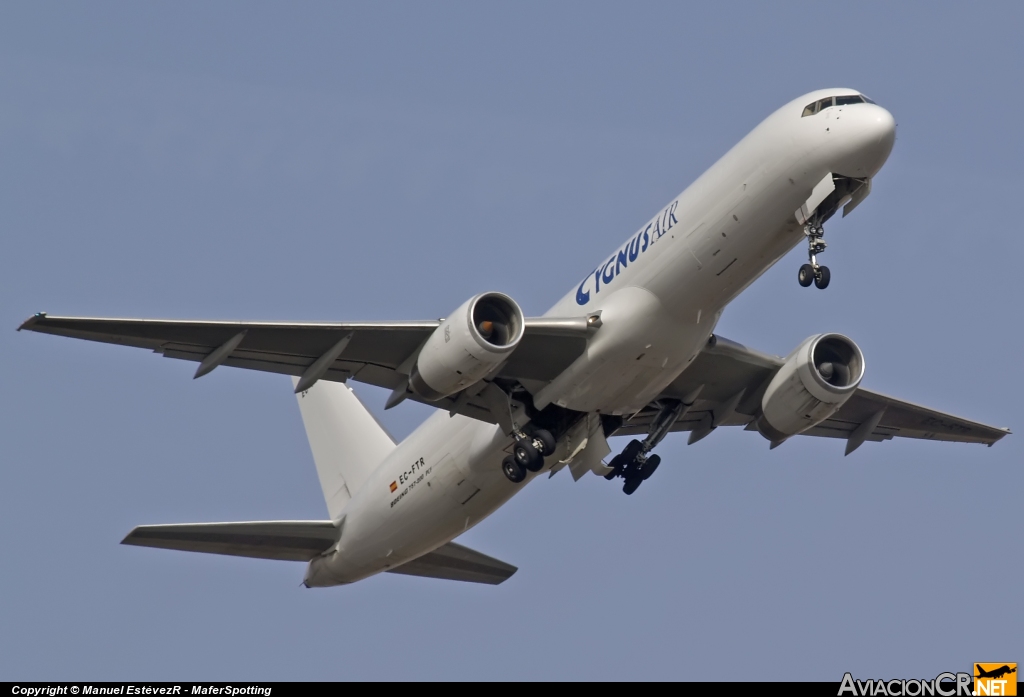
[{"x1": 838, "y1": 672, "x2": 973, "y2": 697}]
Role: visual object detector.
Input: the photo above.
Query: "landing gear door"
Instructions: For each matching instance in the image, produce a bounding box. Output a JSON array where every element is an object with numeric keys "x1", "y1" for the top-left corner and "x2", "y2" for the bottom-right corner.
[
  {"x1": 795, "y1": 173, "x2": 836, "y2": 225},
  {"x1": 842, "y1": 178, "x2": 871, "y2": 217},
  {"x1": 564, "y1": 413, "x2": 612, "y2": 481}
]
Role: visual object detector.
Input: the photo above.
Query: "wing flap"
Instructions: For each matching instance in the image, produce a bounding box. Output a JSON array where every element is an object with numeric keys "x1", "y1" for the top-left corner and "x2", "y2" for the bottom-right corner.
[
  {"x1": 386, "y1": 541, "x2": 517, "y2": 585},
  {"x1": 122, "y1": 520, "x2": 339, "y2": 562}
]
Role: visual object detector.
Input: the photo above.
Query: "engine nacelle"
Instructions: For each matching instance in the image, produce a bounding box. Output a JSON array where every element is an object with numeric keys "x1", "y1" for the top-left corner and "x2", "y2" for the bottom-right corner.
[
  {"x1": 756, "y1": 333, "x2": 865, "y2": 442},
  {"x1": 409, "y1": 292, "x2": 525, "y2": 401}
]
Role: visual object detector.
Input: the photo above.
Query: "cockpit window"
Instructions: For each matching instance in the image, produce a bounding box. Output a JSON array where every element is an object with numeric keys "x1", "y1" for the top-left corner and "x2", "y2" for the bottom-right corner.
[{"x1": 802, "y1": 94, "x2": 870, "y2": 116}]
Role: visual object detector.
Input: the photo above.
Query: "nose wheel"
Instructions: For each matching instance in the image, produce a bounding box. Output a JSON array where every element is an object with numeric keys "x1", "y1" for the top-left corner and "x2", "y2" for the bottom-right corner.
[
  {"x1": 798, "y1": 263, "x2": 830, "y2": 289},
  {"x1": 798, "y1": 224, "x2": 830, "y2": 289}
]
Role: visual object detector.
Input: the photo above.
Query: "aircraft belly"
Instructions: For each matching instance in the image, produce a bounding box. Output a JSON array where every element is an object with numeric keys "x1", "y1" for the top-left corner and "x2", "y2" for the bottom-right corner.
[
  {"x1": 542, "y1": 155, "x2": 829, "y2": 416},
  {"x1": 310, "y1": 413, "x2": 523, "y2": 585},
  {"x1": 536, "y1": 286, "x2": 711, "y2": 414}
]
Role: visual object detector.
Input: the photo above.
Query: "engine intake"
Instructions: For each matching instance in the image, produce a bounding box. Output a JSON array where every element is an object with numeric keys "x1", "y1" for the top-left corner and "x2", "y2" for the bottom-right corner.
[
  {"x1": 409, "y1": 292, "x2": 524, "y2": 401},
  {"x1": 757, "y1": 333, "x2": 865, "y2": 442}
]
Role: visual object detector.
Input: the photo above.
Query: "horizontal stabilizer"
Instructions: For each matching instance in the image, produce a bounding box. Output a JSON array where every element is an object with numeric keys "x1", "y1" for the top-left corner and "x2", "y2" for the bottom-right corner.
[
  {"x1": 122, "y1": 520, "x2": 338, "y2": 562},
  {"x1": 387, "y1": 541, "x2": 517, "y2": 585}
]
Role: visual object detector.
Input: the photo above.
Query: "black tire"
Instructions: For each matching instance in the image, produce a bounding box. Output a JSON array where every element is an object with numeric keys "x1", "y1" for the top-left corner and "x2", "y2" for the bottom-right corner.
[
  {"x1": 622, "y1": 439, "x2": 644, "y2": 463},
  {"x1": 533, "y1": 429, "x2": 557, "y2": 456},
  {"x1": 623, "y1": 476, "x2": 643, "y2": 495},
  {"x1": 814, "y1": 265, "x2": 831, "y2": 289},
  {"x1": 798, "y1": 264, "x2": 815, "y2": 287},
  {"x1": 640, "y1": 454, "x2": 661, "y2": 480},
  {"x1": 502, "y1": 455, "x2": 527, "y2": 483},
  {"x1": 514, "y1": 439, "x2": 543, "y2": 472}
]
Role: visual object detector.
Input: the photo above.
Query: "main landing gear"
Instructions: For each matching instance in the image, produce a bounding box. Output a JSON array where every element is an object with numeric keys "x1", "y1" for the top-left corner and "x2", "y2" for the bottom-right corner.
[
  {"x1": 501, "y1": 428, "x2": 556, "y2": 483},
  {"x1": 604, "y1": 439, "x2": 661, "y2": 495},
  {"x1": 604, "y1": 399, "x2": 685, "y2": 495},
  {"x1": 798, "y1": 223, "x2": 831, "y2": 290}
]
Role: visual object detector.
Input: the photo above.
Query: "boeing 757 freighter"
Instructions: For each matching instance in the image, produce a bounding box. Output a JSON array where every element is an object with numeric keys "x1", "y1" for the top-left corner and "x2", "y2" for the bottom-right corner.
[{"x1": 20, "y1": 89, "x2": 1010, "y2": 586}]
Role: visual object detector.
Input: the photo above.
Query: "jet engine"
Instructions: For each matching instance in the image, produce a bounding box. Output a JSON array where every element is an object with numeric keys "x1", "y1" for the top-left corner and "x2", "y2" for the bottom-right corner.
[
  {"x1": 756, "y1": 333, "x2": 865, "y2": 442},
  {"x1": 409, "y1": 292, "x2": 525, "y2": 401}
]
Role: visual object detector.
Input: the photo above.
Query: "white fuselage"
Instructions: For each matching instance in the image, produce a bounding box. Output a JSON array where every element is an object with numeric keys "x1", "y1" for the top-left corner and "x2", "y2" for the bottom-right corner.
[{"x1": 304, "y1": 89, "x2": 896, "y2": 586}]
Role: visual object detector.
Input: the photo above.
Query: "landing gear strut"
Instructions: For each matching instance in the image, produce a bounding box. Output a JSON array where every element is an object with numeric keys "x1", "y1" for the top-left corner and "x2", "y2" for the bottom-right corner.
[
  {"x1": 798, "y1": 223, "x2": 830, "y2": 290},
  {"x1": 605, "y1": 399, "x2": 685, "y2": 495},
  {"x1": 483, "y1": 381, "x2": 558, "y2": 484},
  {"x1": 502, "y1": 428, "x2": 556, "y2": 483}
]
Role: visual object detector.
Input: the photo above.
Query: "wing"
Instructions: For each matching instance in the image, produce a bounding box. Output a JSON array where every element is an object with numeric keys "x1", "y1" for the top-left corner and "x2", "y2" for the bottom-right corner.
[
  {"x1": 18, "y1": 313, "x2": 591, "y2": 424},
  {"x1": 617, "y1": 335, "x2": 1010, "y2": 451}
]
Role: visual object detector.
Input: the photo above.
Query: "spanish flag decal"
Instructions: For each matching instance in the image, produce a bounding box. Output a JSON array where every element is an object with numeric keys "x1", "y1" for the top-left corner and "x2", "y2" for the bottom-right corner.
[{"x1": 389, "y1": 481, "x2": 398, "y2": 493}]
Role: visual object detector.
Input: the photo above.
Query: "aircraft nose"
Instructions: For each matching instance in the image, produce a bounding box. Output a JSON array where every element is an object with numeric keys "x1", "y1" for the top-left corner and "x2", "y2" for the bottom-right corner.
[
  {"x1": 855, "y1": 104, "x2": 896, "y2": 176},
  {"x1": 867, "y1": 104, "x2": 896, "y2": 149}
]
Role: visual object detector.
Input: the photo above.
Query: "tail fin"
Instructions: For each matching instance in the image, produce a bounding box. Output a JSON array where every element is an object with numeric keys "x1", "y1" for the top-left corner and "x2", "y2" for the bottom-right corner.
[{"x1": 292, "y1": 378, "x2": 396, "y2": 519}]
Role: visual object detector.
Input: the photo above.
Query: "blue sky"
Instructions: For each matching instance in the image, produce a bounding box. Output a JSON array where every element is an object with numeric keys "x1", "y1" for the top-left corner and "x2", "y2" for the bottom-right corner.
[{"x1": 2, "y1": 1, "x2": 1021, "y2": 681}]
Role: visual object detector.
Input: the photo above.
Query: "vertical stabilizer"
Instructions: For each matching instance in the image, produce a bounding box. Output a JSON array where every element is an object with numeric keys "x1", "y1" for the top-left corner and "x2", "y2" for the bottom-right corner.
[{"x1": 292, "y1": 378, "x2": 396, "y2": 520}]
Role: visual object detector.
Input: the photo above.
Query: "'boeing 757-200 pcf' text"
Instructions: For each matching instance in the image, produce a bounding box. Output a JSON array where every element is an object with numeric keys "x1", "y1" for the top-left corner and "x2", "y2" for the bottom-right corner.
[{"x1": 20, "y1": 89, "x2": 1010, "y2": 586}]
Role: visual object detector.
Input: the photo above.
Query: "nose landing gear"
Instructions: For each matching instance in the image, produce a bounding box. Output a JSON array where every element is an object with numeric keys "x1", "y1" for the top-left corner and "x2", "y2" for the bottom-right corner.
[{"x1": 798, "y1": 223, "x2": 830, "y2": 289}]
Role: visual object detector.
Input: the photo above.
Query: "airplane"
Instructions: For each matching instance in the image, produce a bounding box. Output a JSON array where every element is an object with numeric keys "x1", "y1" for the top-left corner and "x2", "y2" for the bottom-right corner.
[
  {"x1": 976, "y1": 666, "x2": 1017, "y2": 680},
  {"x1": 19, "y1": 88, "x2": 1010, "y2": 587}
]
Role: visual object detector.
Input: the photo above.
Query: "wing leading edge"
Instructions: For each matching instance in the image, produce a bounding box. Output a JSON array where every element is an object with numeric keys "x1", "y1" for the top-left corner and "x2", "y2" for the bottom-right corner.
[{"x1": 18, "y1": 312, "x2": 591, "y2": 425}]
